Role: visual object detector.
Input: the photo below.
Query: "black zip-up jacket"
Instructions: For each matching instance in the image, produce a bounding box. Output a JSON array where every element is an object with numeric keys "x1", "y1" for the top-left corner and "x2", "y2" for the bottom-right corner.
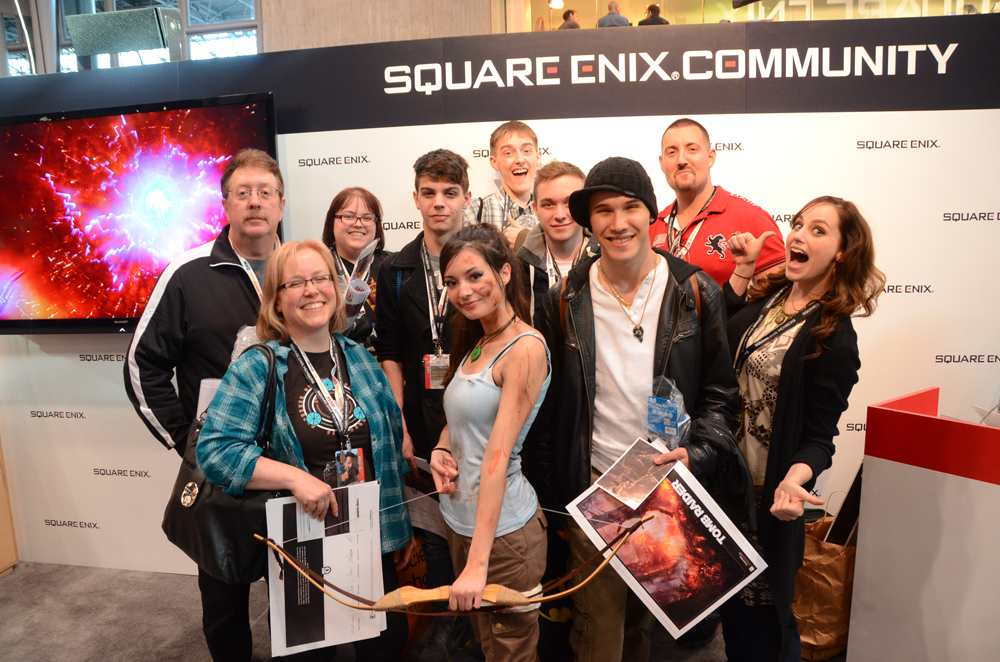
[
  {"x1": 124, "y1": 225, "x2": 262, "y2": 454},
  {"x1": 525, "y1": 249, "x2": 752, "y2": 527},
  {"x1": 372, "y1": 232, "x2": 451, "y2": 459}
]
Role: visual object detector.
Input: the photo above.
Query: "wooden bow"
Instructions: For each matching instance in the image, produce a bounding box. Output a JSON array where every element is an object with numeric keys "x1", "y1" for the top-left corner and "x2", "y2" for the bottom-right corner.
[{"x1": 254, "y1": 513, "x2": 652, "y2": 615}]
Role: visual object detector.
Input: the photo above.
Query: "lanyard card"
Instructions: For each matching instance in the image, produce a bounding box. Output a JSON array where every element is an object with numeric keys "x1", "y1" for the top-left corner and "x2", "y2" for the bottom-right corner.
[
  {"x1": 648, "y1": 396, "x2": 680, "y2": 438},
  {"x1": 424, "y1": 353, "x2": 450, "y2": 390},
  {"x1": 325, "y1": 448, "x2": 365, "y2": 488},
  {"x1": 648, "y1": 375, "x2": 691, "y2": 452}
]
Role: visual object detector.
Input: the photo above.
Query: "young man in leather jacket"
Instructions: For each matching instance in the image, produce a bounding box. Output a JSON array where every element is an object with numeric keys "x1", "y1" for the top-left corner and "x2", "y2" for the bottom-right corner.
[{"x1": 525, "y1": 157, "x2": 750, "y2": 662}]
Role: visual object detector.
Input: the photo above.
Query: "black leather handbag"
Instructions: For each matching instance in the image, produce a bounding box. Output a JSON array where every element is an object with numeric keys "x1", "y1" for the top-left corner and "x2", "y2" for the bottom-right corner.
[{"x1": 162, "y1": 343, "x2": 280, "y2": 585}]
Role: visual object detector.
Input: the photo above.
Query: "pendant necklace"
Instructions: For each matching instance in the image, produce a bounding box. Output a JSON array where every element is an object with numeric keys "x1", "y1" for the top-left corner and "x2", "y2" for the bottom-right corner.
[
  {"x1": 470, "y1": 314, "x2": 517, "y2": 361},
  {"x1": 774, "y1": 292, "x2": 806, "y2": 325},
  {"x1": 598, "y1": 257, "x2": 658, "y2": 342}
]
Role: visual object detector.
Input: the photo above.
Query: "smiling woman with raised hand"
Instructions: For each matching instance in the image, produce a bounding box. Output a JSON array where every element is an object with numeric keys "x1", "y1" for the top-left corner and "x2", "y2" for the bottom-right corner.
[
  {"x1": 322, "y1": 187, "x2": 390, "y2": 352},
  {"x1": 429, "y1": 224, "x2": 550, "y2": 662},
  {"x1": 198, "y1": 239, "x2": 414, "y2": 662},
  {"x1": 722, "y1": 197, "x2": 885, "y2": 662}
]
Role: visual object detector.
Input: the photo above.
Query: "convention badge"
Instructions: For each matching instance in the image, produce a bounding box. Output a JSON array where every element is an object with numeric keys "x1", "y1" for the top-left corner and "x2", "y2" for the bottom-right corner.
[
  {"x1": 424, "y1": 353, "x2": 450, "y2": 390},
  {"x1": 329, "y1": 449, "x2": 365, "y2": 487},
  {"x1": 648, "y1": 395, "x2": 680, "y2": 449}
]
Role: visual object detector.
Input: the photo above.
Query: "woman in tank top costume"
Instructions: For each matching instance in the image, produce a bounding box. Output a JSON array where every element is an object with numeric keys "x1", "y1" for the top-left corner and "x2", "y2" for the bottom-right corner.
[{"x1": 429, "y1": 224, "x2": 551, "y2": 662}]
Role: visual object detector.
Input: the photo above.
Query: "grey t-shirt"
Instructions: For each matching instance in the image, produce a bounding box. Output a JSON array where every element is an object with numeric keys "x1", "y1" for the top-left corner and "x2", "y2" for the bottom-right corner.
[
  {"x1": 427, "y1": 251, "x2": 442, "y2": 291},
  {"x1": 246, "y1": 257, "x2": 268, "y2": 289}
]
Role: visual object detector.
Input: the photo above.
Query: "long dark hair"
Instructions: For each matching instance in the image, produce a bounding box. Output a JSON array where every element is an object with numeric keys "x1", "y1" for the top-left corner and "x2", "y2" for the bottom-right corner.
[
  {"x1": 440, "y1": 224, "x2": 531, "y2": 385},
  {"x1": 322, "y1": 187, "x2": 386, "y2": 253},
  {"x1": 751, "y1": 196, "x2": 885, "y2": 356}
]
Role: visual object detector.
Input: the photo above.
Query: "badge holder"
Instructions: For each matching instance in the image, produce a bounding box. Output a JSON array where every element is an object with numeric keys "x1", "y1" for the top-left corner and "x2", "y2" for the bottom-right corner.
[
  {"x1": 325, "y1": 448, "x2": 365, "y2": 488},
  {"x1": 648, "y1": 376, "x2": 691, "y2": 451},
  {"x1": 424, "y1": 351, "x2": 450, "y2": 390}
]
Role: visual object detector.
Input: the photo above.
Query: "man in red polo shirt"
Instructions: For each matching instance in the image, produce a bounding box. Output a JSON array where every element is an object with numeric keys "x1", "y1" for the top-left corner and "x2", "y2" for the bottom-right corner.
[{"x1": 650, "y1": 118, "x2": 784, "y2": 286}]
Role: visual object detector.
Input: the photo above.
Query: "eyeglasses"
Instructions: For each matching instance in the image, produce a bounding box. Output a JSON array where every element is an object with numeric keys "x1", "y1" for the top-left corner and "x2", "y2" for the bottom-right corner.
[
  {"x1": 335, "y1": 213, "x2": 378, "y2": 226},
  {"x1": 227, "y1": 186, "x2": 280, "y2": 202},
  {"x1": 278, "y1": 274, "x2": 336, "y2": 292}
]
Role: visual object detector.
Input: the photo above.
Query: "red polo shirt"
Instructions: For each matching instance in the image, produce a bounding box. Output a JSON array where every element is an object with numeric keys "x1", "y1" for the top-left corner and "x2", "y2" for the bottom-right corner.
[{"x1": 649, "y1": 187, "x2": 785, "y2": 286}]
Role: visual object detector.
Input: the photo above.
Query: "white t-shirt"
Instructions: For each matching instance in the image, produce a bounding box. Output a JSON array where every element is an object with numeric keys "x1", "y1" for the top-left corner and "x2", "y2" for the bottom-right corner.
[
  {"x1": 554, "y1": 257, "x2": 574, "y2": 278},
  {"x1": 590, "y1": 257, "x2": 669, "y2": 473}
]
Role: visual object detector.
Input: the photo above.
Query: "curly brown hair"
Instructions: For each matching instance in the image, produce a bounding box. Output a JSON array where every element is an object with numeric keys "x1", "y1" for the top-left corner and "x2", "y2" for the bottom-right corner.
[{"x1": 751, "y1": 196, "x2": 885, "y2": 356}]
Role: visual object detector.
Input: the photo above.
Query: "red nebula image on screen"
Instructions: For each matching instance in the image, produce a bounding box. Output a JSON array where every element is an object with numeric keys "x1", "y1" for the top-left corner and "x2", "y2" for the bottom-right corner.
[
  {"x1": 578, "y1": 477, "x2": 747, "y2": 628},
  {"x1": 0, "y1": 102, "x2": 270, "y2": 323}
]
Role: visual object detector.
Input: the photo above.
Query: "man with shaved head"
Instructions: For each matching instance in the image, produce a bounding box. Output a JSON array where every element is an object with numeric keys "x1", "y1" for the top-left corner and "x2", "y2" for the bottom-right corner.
[
  {"x1": 650, "y1": 118, "x2": 784, "y2": 287},
  {"x1": 598, "y1": 1, "x2": 630, "y2": 26}
]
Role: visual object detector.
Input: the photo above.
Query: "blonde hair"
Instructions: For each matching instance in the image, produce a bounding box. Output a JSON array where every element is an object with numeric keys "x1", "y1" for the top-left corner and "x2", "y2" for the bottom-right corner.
[{"x1": 257, "y1": 239, "x2": 347, "y2": 343}]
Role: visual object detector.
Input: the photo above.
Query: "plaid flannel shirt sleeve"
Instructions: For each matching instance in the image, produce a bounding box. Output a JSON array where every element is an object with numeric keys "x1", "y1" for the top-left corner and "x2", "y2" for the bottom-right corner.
[
  {"x1": 197, "y1": 351, "x2": 269, "y2": 497},
  {"x1": 342, "y1": 340, "x2": 413, "y2": 554}
]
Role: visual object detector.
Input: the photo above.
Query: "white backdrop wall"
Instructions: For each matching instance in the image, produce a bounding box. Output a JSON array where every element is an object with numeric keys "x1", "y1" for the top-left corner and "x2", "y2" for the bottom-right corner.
[
  {"x1": 279, "y1": 108, "x2": 1000, "y2": 507},
  {"x1": 0, "y1": 16, "x2": 998, "y2": 572}
]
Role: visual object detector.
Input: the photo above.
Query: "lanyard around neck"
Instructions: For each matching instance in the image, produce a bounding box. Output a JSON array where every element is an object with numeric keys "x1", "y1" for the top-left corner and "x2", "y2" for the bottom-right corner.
[
  {"x1": 544, "y1": 237, "x2": 590, "y2": 288},
  {"x1": 229, "y1": 236, "x2": 279, "y2": 301},
  {"x1": 734, "y1": 286, "x2": 820, "y2": 375},
  {"x1": 666, "y1": 186, "x2": 717, "y2": 260},
  {"x1": 420, "y1": 240, "x2": 449, "y2": 353},
  {"x1": 290, "y1": 339, "x2": 349, "y2": 446}
]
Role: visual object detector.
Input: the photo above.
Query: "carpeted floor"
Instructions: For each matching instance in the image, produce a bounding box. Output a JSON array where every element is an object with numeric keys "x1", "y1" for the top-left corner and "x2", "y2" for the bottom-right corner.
[{"x1": 0, "y1": 561, "x2": 842, "y2": 661}]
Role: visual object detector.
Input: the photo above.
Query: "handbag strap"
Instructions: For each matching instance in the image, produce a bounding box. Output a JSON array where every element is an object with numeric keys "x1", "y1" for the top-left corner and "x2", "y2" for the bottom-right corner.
[{"x1": 242, "y1": 343, "x2": 278, "y2": 454}]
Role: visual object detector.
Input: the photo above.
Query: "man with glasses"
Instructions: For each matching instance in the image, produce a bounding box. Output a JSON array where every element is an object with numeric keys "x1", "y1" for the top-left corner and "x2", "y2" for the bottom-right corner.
[{"x1": 125, "y1": 148, "x2": 285, "y2": 662}]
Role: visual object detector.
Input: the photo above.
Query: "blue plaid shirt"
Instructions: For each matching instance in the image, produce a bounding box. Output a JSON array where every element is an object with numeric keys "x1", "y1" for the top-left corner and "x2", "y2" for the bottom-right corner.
[{"x1": 198, "y1": 336, "x2": 412, "y2": 555}]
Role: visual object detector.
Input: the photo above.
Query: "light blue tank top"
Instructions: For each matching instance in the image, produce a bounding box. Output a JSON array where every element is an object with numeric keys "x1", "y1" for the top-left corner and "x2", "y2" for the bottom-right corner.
[{"x1": 439, "y1": 332, "x2": 551, "y2": 537}]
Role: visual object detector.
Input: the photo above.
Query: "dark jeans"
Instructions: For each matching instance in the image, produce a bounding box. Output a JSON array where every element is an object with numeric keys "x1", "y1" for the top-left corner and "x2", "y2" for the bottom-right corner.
[
  {"x1": 420, "y1": 528, "x2": 455, "y2": 591},
  {"x1": 718, "y1": 599, "x2": 801, "y2": 662},
  {"x1": 198, "y1": 552, "x2": 407, "y2": 662},
  {"x1": 198, "y1": 568, "x2": 254, "y2": 662}
]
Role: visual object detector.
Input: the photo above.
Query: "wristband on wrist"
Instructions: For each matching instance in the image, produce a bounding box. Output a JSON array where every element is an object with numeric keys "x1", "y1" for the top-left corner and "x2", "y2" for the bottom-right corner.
[
  {"x1": 431, "y1": 446, "x2": 452, "y2": 456},
  {"x1": 732, "y1": 271, "x2": 753, "y2": 281}
]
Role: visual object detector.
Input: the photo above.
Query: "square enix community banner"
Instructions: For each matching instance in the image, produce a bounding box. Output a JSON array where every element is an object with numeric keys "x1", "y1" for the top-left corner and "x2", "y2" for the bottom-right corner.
[{"x1": 0, "y1": 14, "x2": 998, "y2": 572}]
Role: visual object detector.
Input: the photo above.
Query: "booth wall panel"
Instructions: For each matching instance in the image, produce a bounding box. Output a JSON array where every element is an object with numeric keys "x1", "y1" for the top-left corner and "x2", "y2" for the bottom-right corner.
[{"x1": 849, "y1": 456, "x2": 1000, "y2": 662}]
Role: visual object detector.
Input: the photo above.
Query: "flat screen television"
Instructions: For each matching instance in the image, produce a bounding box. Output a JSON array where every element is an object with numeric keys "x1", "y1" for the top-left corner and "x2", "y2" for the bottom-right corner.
[{"x1": 0, "y1": 92, "x2": 277, "y2": 334}]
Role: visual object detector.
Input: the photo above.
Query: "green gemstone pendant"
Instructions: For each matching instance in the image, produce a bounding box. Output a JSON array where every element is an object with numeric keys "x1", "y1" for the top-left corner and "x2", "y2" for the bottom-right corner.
[{"x1": 470, "y1": 346, "x2": 482, "y2": 361}]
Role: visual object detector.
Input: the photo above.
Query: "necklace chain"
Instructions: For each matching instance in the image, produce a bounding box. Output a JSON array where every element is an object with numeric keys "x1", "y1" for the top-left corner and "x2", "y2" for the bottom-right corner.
[
  {"x1": 598, "y1": 257, "x2": 658, "y2": 343},
  {"x1": 773, "y1": 291, "x2": 809, "y2": 325},
  {"x1": 470, "y1": 314, "x2": 517, "y2": 361}
]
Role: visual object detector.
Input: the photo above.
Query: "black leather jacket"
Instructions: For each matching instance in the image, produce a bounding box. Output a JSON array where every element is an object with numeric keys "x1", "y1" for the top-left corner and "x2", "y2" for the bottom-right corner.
[{"x1": 525, "y1": 249, "x2": 752, "y2": 526}]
